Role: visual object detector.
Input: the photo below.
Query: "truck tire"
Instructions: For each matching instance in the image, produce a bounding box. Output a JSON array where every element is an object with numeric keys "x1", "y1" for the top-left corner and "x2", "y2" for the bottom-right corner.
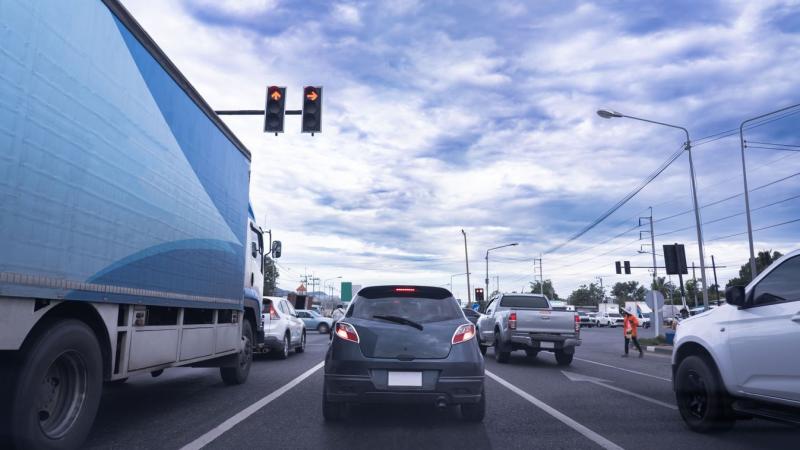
[
  {"x1": 461, "y1": 389, "x2": 486, "y2": 422},
  {"x1": 675, "y1": 355, "x2": 734, "y2": 433},
  {"x1": 555, "y1": 350, "x2": 573, "y2": 366},
  {"x1": 494, "y1": 331, "x2": 510, "y2": 364},
  {"x1": 220, "y1": 320, "x2": 253, "y2": 385},
  {"x1": 525, "y1": 349, "x2": 538, "y2": 359},
  {"x1": 9, "y1": 319, "x2": 103, "y2": 450}
]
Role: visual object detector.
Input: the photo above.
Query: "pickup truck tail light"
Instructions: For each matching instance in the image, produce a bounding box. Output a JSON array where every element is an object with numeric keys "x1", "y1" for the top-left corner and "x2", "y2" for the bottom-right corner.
[
  {"x1": 269, "y1": 304, "x2": 279, "y2": 320},
  {"x1": 574, "y1": 314, "x2": 580, "y2": 332},
  {"x1": 335, "y1": 322, "x2": 360, "y2": 343},
  {"x1": 509, "y1": 312, "x2": 517, "y2": 330},
  {"x1": 452, "y1": 323, "x2": 475, "y2": 344}
]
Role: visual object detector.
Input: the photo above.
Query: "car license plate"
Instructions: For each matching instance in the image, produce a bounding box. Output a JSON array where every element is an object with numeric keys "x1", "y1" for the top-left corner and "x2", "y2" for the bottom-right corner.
[
  {"x1": 539, "y1": 341, "x2": 554, "y2": 349},
  {"x1": 388, "y1": 371, "x2": 422, "y2": 387}
]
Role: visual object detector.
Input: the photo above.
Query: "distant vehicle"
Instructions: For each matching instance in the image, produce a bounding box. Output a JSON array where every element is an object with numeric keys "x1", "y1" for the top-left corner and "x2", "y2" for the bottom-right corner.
[
  {"x1": 672, "y1": 249, "x2": 800, "y2": 432},
  {"x1": 578, "y1": 311, "x2": 594, "y2": 328},
  {"x1": 324, "y1": 286, "x2": 485, "y2": 422},
  {"x1": 297, "y1": 309, "x2": 334, "y2": 333},
  {"x1": 260, "y1": 297, "x2": 306, "y2": 359},
  {"x1": 477, "y1": 293, "x2": 581, "y2": 366},
  {"x1": 462, "y1": 307, "x2": 482, "y2": 325},
  {"x1": 311, "y1": 305, "x2": 323, "y2": 315},
  {"x1": 596, "y1": 312, "x2": 624, "y2": 327},
  {"x1": 625, "y1": 301, "x2": 652, "y2": 328}
]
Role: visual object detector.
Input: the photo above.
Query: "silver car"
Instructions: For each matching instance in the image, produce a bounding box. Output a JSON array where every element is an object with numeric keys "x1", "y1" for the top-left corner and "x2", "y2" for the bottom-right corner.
[{"x1": 259, "y1": 296, "x2": 306, "y2": 359}]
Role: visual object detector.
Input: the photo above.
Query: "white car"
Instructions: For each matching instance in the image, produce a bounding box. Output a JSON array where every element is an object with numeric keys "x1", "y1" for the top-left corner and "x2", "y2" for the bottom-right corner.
[
  {"x1": 595, "y1": 312, "x2": 623, "y2": 327},
  {"x1": 259, "y1": 296, "x2": 306, "y2": 359},
  {"x1": 672, "y1": 250, "x2": 800, "y2": 432}
]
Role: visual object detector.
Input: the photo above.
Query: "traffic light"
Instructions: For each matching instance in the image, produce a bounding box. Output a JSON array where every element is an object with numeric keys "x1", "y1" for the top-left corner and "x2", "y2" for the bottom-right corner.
[
  {"x1": 615, "y1": 261, "x2": 622, "y2": 274},
  {"x1": 474, "y1": 288, "x2": 484, "y2": 303},
  {"x1": 624, "y1": 261, "x2": 631, "y2": 274},
  {"x1": 264, "y1": 86, "x2": 286, "y2": 133},
  {"x1": 301, "y1": 86, "x2": 322, "y2": 133}
]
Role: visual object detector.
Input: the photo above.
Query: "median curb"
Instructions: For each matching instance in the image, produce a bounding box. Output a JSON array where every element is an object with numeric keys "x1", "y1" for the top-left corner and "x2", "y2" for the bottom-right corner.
[{"x1": 645, "y1": 345, "x2": 673, "y2": 355}]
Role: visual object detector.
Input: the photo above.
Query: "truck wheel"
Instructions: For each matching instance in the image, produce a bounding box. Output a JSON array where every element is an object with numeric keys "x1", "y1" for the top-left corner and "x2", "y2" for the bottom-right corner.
[
  {"x1": 525, "y1": 349, "x2": 538, "y2": 359},
  {"x1": 461, "y1": 389, "x2": 485, "y2": 422},
  {"x1": 295, "y1": 331, "x2": 306, "y2": 353},
  {"x1": 675, "y1": 355, "x2": 734, "y2": 432},
  {"x1": 10, "y1": 319, "x2": 103, "y2": 450},
  {"x1": 318, "y1": 323, "x2": 330, "y2": 334},
  {"x1": 494, "y1": 332, "x2": 510, "y2": 363},
  {"x1": 555, "y1": 350, "x2": 573, "y2": 366},
  {"x1": 220, "y1": 320, "x2": 253, "y2": 385},
  {"x1": 322, "y1": 382, "x2": 345, "y2": 421}
]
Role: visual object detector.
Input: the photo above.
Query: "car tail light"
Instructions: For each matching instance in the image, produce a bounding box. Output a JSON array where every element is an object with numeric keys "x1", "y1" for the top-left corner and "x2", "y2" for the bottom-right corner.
[
  {"x1": 452, "y1": 323, "x2": 475, "y2": 344},
  {"x1": 269, "y1": 304, "x2": 279, "y2": 320},
  {"x1": 335, "y1": 322, "x2": 360, "y2": 343},
  {"x1": 574, "y1": 314, "x2": 580, "y2": 332},
  {"x1": 509, "y1": 312, "x2": 517, "y2": 330}
]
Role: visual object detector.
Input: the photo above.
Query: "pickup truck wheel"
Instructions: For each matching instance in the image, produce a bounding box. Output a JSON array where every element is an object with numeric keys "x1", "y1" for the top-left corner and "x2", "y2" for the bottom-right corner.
[
  {"x1": 10, "y1": 319, "x2": 103, "y2": 450},
  {"x1": 220, "y1": 320, "x2": 253, "y2": 385},
  {"x1": 525, "y1": 349, "x2": 538, "y2": 359},
  {"x1": 460, "y1": 389, "x2": 485, "y2": 422},
  {"x1": 318, "y1": 323, "x2": 330, "y2": 334},
  {"x1": 555, "y1": 350, "x2": 573, "y2": 366},
  {"x1": 494, "y1": 332, "x2": 510, "y2": 363},
  {"x1": 675, "y1": 356, "x2": 734, "y2": 433}
]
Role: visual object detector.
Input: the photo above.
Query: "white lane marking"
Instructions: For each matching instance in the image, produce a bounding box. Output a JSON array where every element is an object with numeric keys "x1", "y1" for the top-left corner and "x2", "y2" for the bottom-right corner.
[
  {"x1": 574, "y1": 357, "x2": 672, "y2": 382},
  {"x1": 181, "y1": 361, "x2": 325, "y2": 450},
  {"x1": 486, "y1": 371, "x2": 624, "y2": 450},
  {"x1": 562, "y1": 371, "x2": 677, "y2": 410}
]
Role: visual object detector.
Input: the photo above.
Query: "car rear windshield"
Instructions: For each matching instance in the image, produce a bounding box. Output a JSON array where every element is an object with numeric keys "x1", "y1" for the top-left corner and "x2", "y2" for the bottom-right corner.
[
  {"x1": 348, "y1": 297, "x2": 462, "y2": 323},
  {"x1": 499, "y1": 295, "x2": 549, "y2": 309}
]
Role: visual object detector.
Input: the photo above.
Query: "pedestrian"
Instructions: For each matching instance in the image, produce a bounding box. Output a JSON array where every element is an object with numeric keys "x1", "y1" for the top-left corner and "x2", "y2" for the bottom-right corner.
[
  {"x1": 329, "y1": 304, "x2": 346, "y2": 340},
  {"x1": 621, "y1": 306, "x2": 643, "y2": 358}
]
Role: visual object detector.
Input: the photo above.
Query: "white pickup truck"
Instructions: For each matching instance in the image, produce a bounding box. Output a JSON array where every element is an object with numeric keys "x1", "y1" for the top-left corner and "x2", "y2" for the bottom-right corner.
[
  {"x1": 672, "y1": 249, "x2": 800, "y2": 432},
  {"x1": 477, "y1": 293, "x2": 581, "y2": 366}
]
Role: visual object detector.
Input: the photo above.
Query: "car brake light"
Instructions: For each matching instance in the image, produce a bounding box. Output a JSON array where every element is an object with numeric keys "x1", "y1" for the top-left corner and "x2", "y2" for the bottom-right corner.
[
  {"x1": 452, "y1": 323, "x2": 475, "y2": 344},
  {"x1": 394, "y1": 287, "x2": 416, "y2": 293},
  {"x1": 269, "y1": 304, "x2": 279, "y2": 320},
  {"x1": 335, "y1": 322, "x2": 360, "y2": 343},
  {"x1": 509, "y1": 312, "x2": 517, "y2": 330},
  {"x1": 574, "y1": 314, "x2": 580, "y2": 332}
]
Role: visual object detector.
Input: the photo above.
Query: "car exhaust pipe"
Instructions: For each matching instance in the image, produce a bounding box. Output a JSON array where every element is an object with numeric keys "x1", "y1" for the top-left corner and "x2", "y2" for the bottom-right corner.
[{"x1": 435, "y1": 397, "x2": 447, "y2": 409}]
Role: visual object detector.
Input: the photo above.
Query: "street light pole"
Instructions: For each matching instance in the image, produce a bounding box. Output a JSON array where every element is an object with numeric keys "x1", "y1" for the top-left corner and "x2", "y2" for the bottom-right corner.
[
  {"x1": 461, "y1": 229, "x2": 472, "y2": 307},
  {"x1": 739, "y1": 102, "x2": 800, "y2": 280},
  {"x1": 485, "y1": 242, "x2": 519, "y2": 301},
  {"x1": 597, "y1": 109, "x2": 709, "y2": 308},
  {"x1": 449, "y1": 272, "x2": 469, "y2": 295}
]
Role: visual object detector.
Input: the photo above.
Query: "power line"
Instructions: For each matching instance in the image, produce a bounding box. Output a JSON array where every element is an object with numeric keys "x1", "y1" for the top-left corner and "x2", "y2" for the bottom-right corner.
[{"x1": 707, "y1": 217, "x2": 800, "y2": 242}]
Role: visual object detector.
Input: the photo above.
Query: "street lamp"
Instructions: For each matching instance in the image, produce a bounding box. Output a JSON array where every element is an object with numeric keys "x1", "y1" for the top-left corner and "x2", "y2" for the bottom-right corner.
[
  {"x1": 449, "y1": 272, "x2": 469, "y2": 294},
  {"x1": 323, "y1": 276, "x2": 342, "y2": 300},
  {"x1": 485, "y1": 243, "x2": 519, "y2": 302},
  {"x1": 597, "y1": 108, "x2": 709, "y2": 308}
]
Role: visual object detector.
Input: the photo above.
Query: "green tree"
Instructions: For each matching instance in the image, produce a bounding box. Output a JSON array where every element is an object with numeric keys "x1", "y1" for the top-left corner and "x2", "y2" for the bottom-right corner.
[
  {"x1": 611, "y1": 281, "x2": 646, "y2": 305},
  {"x1": 568, "y1": 282, "x2": 604, "y2": 306},
  {"x1": 263, "y1": 257, "x2": 279, "y2": 296},
  {"x1": 529, "y1": 279, "x2": 558, "y2": 300},
  {"x1": 726, "y1": 250, "x2": 783, "y2": 287}
]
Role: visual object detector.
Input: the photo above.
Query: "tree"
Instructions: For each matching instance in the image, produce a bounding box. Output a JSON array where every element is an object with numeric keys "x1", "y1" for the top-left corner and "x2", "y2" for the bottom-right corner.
[
  {"x1": 611, "y1": 281, "x2": 646, "y2": 305},
  {"x1": 529, "y1": 279, "x2": 558, "y2": 299},
  {"x1": 726, "y1": 250, "x2": 783, "y2": 287},
  {"x1": 263, "y1": 257, "x2": 279, "y2": 296},
  {"x1": 568, "y1": 282, "x2": 604, "y2": 306},
  {"x1": 651, "y1": 276, "x2": 680, "y2": 305}
]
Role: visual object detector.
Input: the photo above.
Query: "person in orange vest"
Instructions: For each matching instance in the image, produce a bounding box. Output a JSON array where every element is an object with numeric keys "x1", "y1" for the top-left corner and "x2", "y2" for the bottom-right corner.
[{"x1": 622, "y1": 306, "x2": 643, "y2": 358}]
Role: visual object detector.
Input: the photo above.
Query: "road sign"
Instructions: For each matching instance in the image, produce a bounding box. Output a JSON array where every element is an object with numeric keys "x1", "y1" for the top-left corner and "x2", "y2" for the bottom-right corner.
[
  {"x1": 663, "y1": 244, "x2": 688, "y2": 275},
  {"x1": 645, "y1": 290, "x2": 665, "y2": 310},
  {"x1": 472, "y1": 303, "x2": 480, "y2": 312}
]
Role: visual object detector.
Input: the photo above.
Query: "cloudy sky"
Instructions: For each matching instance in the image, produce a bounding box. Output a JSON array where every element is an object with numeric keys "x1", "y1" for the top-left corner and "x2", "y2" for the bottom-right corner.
[{"x1": 123, "y1": 0, "x2": 800, "y2": 300}]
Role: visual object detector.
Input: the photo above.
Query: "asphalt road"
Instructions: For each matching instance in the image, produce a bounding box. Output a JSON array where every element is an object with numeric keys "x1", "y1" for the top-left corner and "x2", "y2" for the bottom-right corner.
[{"x1": 85, "y1": 328, "x2": 797, "y2": 449}]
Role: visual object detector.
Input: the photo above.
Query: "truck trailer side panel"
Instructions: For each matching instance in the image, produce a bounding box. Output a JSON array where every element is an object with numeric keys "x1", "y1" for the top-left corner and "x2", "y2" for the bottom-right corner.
[{"x1": 0, "y1": 0, "x2": 251, "y2": 310}]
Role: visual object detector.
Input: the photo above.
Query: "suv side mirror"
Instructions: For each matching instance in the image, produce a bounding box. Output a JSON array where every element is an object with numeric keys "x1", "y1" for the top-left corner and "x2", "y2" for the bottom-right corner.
[
  {"x1": 271, "y1": 240, "x2": 282, "y2": 258},
  {"x1": 725, "y1": 285, "x2": 746, "y2": 307}
]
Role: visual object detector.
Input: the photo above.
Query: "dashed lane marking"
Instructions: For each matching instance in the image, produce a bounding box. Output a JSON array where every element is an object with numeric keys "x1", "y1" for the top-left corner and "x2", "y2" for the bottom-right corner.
[{"x1": 574, "y1": 357, "x2": 672, "y2": 382}]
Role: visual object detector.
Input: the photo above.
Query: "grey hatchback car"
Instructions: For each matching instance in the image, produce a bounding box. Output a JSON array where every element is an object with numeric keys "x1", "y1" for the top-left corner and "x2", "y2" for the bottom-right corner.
[{"x1": 323, "y1": 285, "x2": 485, "y2": 422}]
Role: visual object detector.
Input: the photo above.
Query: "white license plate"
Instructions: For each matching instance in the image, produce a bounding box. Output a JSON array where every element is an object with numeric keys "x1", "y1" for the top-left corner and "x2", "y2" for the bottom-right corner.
[
  {"x1": 388, "y1": 371, "x2": 422, "y2": 387},
  {"x1": 539, "y1": 341, "x2": 554, "y2": 349}
]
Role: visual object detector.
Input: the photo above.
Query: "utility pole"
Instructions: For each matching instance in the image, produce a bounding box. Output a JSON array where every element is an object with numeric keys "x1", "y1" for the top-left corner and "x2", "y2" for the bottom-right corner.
[
  {"x1": 641, "y1": 207, "x2": 660, "y2": 337},
  {"x1": 461, "y1": 230, "x2": 472, "y2": 307},
  {"x1": 595, "y1": 276, "x2": 604, "y2": 303},
  {"x1": 711, "y1": 255, "x2": 720, "y2": 305},
  {"x1": 691, "y1": 263, "x2": 698, "y2": 307}
]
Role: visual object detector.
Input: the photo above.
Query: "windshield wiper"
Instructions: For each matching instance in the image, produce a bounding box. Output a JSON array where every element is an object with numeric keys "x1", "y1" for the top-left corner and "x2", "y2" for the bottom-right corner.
[{"x1": 372, "y1": 315, "x2": 424, "y2": 331}]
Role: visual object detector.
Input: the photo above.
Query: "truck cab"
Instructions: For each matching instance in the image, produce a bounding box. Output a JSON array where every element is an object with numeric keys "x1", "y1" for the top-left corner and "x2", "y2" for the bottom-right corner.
[{"x1": 672, "y1": 249, "x2": 800, "y2": 432}]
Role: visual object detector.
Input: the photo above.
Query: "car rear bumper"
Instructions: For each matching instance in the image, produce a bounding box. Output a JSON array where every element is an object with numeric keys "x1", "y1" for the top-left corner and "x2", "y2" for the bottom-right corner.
[{"x1": 325, "y1": 373, "x2": 484, "y2": 405}]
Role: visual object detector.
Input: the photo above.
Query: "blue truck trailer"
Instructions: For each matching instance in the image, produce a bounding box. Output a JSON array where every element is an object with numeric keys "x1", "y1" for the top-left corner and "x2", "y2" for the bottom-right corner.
[{"x1": 0, "y1": 1, "x2": 275, "y2": 448}]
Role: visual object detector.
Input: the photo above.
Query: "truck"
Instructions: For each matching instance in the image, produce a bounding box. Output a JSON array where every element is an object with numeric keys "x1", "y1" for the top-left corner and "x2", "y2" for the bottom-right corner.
[
  {"x1": 624, "y1": 301, "x2": 652, "y2": 328},
  {"x1": 0, "y1": 1, "x2": 279, "y2": 448},
  {"x1": 672, "y1": 249, "x2": 800, "y2": 432},
  {"x1": 476, "y1": 293, "x2": 581, "y2": 366}
]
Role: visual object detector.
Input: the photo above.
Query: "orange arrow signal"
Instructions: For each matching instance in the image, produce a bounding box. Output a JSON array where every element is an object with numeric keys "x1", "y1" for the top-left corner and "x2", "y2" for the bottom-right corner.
[
  {"x1": 270, "y1": 90, "x2": 282, "y2": 101},
  {"x1": 306, "y1": 90, "x2": 318, "y2": 102}
]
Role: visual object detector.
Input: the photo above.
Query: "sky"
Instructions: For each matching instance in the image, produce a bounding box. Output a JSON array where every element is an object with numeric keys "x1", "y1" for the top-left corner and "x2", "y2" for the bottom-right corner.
[{"x1": 122, "y1": 0, "x2": 800, "y2": 301}]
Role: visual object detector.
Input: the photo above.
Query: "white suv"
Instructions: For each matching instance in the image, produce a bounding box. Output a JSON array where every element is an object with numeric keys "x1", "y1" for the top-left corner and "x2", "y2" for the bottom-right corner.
[
  {"x1": 672, "y1": 250, "x2": 800, "y2": 431},
  {"x1": 259, "y1": 296, "x2": 306, "y2": 359}
]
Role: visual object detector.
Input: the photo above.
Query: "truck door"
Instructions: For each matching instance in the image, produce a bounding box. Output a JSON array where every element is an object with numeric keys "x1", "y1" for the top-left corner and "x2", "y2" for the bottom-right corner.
[{"x1": 727, "y1": 255, "x2": 800, "y2": 402}]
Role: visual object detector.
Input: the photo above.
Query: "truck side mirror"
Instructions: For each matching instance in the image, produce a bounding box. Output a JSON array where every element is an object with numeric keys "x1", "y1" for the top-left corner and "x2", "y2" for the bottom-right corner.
[
  {"x1": 725, "y1": 285, "x2": 746, "y2": 307},
  {"x1": 271, "y1": 240, "x2": 282, "y2": 258}
]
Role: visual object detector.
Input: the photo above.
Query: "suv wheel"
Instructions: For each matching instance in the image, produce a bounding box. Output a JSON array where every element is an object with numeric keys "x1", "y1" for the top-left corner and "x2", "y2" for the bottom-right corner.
[
  {"x1": 675, "y1": 355, "x2": 734, "y2": 432},
  {"x1": 277, "y1": 334, "x2": 290, "y2": 360},
  {"x1": 295, "y1": 331, "x2": 306, "y2": 353}
]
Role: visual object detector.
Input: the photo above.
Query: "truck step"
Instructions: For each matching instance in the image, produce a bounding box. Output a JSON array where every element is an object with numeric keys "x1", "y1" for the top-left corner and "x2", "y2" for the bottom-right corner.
[{"x1": 731, "y1": 400, "x2": 800, "y2": 426}]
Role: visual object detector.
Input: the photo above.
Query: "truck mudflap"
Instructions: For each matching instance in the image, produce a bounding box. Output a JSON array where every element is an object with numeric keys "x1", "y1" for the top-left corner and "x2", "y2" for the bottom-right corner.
[{"x1": 510, "y1": 333, "x2": 581, "y2": 352}]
